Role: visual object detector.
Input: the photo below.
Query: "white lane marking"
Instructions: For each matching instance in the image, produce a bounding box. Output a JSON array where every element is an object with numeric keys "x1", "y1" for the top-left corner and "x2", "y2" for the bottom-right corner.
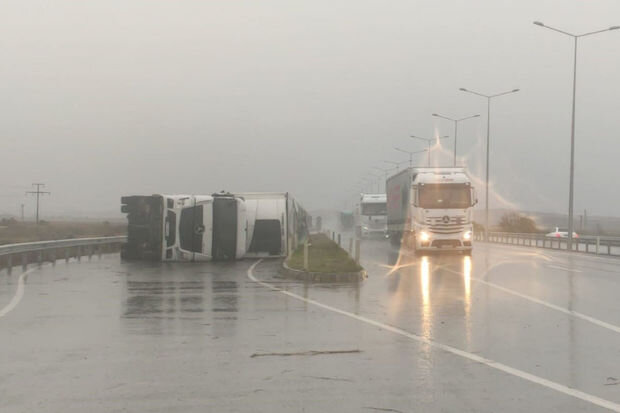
[
  {"x1": 439, "y1": 266, "x2": 620, "y2": 335},
  {"x1": 248, "y1": 260, "x2": 620, "y2": 412},
  {"x1": 0, "y1": 267, "x2": 39, "y2": 318},
  {"x1": 545, "y1": 264, "x2": 583, "y2": 273}
]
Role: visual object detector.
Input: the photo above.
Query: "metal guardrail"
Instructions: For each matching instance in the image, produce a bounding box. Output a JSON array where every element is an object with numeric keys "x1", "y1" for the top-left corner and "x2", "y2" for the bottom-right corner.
[
  {"x1": 0, "y1": 236, "x2": 127, "y2": 274},
  {"x1": 475, "y1": 232, "x2": 620, "y2": 257}
]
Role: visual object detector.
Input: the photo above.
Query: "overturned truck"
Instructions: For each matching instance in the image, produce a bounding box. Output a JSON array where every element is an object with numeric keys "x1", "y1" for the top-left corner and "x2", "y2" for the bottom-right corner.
[{"x1": 121, "y1": 192, "x2": 308, "y2": 261}]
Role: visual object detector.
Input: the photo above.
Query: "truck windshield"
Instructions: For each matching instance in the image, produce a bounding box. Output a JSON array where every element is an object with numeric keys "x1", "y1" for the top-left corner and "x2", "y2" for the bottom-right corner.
[
  {"x1": 418, "y1": 184, "x2": 471, "y2": 209},
  {"x1": 361, "y1": 202, "x2": 387, "y2": 216}
]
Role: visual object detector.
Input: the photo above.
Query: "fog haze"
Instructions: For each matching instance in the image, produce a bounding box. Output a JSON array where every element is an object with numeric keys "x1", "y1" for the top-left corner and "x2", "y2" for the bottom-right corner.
[{"x1": 2, "y1": 0, "x2": 619, "y2": 218}]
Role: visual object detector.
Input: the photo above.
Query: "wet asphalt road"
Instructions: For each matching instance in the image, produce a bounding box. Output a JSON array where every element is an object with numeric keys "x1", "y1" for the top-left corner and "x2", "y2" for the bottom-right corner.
[{"x1": 1, "y1": 239, "x2": 620, "y2": 412}]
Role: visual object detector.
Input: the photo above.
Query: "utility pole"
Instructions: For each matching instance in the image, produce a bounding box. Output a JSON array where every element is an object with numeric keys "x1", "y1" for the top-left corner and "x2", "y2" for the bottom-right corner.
[{"x1": 26, "y1": 183, "x2": 51, "y2": 224}]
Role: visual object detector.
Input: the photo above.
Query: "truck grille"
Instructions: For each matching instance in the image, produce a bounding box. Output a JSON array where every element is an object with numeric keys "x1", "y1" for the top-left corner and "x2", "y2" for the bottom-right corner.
[{"x1": 425, "y1": 215, "x2": 467, "y2": 234}]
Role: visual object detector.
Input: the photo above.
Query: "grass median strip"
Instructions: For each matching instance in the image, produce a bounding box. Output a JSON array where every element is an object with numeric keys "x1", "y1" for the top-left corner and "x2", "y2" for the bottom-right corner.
[{"x1": 286, "y1": 233, "x2": 361, "y2": 273}]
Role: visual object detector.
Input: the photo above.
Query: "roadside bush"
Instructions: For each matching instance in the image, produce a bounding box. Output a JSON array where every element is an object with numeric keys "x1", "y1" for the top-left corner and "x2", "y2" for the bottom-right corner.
[{"x1": 498, "y1": 212, "x2": 539, "y2": 233}]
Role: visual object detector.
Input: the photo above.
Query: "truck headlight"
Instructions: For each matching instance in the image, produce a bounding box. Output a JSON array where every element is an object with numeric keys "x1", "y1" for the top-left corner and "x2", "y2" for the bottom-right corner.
[
  {"x1": 463, "y1": 231, "x2": 472, "y2": 240},
  {"x1": 419, "y1": 231, "x2": 430, "y2": 242}
]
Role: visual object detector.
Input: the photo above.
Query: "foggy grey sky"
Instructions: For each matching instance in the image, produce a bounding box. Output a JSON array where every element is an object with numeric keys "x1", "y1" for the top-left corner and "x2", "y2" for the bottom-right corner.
[{"x1": 2, "y1": 0, "x2": 619, "y2": 218}]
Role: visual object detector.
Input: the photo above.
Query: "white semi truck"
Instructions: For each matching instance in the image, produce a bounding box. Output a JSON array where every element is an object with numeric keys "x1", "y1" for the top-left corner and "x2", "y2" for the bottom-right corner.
[
  {"x1": 355, "y1": 193, "x2": 388, "y2": 238},
  {"x1": 121, "y1": 193, "x2": 247, "y2": 261},
  {"x1": 121, "y1": 192, "x2": 308, "y2": 261},
  {"x1": 386, "y1": 167, "x2": 477, "y2": 254}
]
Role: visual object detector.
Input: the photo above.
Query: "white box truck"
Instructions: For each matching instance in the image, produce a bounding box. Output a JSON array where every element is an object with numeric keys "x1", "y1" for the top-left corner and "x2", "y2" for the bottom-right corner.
[
  {"x1": 121, "y1": 193, "x2": 247, "y2": 261},
  {"x1": 355, "y1": 193, "x2": 388, "y2": 238},
  {"x1": 386, "y1": 167, "x2": 477, "y2": 254}
]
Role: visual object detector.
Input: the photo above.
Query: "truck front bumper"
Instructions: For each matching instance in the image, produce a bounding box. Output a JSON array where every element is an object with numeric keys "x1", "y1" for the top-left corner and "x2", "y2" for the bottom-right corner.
[{"x1": 415, "y1": 230, "x2": 473, "y2": 251}]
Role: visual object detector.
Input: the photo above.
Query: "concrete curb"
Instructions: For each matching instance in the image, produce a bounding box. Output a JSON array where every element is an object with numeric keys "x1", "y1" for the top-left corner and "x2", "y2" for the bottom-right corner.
[{"x1": 280, "y1": 260, "x2": 367, "y2": 283}]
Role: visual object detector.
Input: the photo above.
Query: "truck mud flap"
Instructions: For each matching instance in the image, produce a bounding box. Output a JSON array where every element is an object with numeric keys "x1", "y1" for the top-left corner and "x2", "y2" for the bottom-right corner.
[
  {"x1": 121, "y1": 195, "x2": 164, "y2": 261},
  {"x1": 212, "y1": 196, "x2": 238, "y2": 260}
]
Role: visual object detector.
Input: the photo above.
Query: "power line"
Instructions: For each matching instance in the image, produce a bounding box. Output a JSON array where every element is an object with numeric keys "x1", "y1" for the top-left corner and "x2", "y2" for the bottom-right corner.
[{"x1": 26, "y1": 183, "x2": 51, "y2": 224}]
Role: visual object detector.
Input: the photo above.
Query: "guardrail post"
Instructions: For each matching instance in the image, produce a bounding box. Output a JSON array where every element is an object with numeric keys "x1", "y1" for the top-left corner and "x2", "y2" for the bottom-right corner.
[
  {"x1": 77, "y1": 246, "x2": 81, "y2": 262},
  {"x1": 98, "y1": 245, "x2": 102, "y2": 260},
  {"x1": 596, "y1": 236, "x2": 600, "y2": 255},
  {"x1": 37, "y1": 251, "x2": 43, "y2": 267},
  {"x1": 22, "y1": 253, "x2": 27, "y2": 270},
  {"x1": 88, "y1": 245, "x2": 93, "y2": 261},
  {"x1": 65, "y1": 248, "x2": 70, "y2": 263},
  {"x1": 7, "y1": 254, "x2": 12, "y2": 275},
  {"x1": 50, "y1": 250, "x2": 56, "y2": 266},
  {"x1": 337, "y1": 233, "x2": 341, "y2": 247}
]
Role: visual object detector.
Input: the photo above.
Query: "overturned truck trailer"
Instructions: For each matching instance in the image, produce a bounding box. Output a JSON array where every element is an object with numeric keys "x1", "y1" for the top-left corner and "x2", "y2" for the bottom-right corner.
[
  {"x1": 236, "y1": 192, "x2": 309, "y2": 258},
  {"x1": 121, "y1": 192, "x2": 308, "y2": 261},
  {"x1": 121, "y1": 193, "x2": 247, "y2": 261}
]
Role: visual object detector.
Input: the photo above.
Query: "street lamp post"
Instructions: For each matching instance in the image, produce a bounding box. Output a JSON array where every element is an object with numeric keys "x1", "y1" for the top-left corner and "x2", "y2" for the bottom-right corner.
[
  {"x1": 459, "y1": 87, "x2": 520, "y2": 241},
  {"x1": 533, "y1": 21, "x2": 619, "y2": 251},
  {"x1": 394, "y1": 147, "x2": 428, "y2": 167},
  {"x1": 432, "y1": 113, "x2": 480, "y2": 166},
  {"x1": 410, "y1": 135, "x2": 450, "y2": 166}
]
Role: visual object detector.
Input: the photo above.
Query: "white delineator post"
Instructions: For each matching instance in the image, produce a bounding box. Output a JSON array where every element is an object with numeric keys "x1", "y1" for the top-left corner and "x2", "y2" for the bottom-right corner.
[{"x1": 303, "y1": 240, "x2": 309, "y2": 271}]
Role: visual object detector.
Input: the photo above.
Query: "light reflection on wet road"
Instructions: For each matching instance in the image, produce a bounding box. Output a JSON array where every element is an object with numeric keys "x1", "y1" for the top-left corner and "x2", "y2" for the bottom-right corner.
[{"x1": 1, "y1": 238, "x2": 620, "y2": 412}]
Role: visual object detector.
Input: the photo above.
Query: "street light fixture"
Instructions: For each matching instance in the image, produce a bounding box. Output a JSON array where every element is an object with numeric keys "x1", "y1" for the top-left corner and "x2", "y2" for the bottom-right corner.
[
  {"x1": 459, "y1": 87, "x2": 520, "y2": 241},
  {"x1": 394, "y1": 147, "x2": 428, "y2": 167},
  {"x1": 533, "y1": 21, "x2": 619, "y2": 251},
  {"x1": 410, "y1": 135, "x2": 450, "y2": 166},
  {"x1": 432, "y1": 113, "x2": 480, "y2": 166}
]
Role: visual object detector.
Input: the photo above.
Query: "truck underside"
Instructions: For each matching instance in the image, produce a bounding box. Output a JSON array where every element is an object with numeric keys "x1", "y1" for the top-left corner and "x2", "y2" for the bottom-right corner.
[{"x1": 121, "y1": 195, "x2": 164, "y2": 261}]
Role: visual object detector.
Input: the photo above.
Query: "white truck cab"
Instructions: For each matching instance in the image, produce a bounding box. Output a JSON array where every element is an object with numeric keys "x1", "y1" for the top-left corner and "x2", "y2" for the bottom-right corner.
[
  {"x1": 355, "y1": 193, "x2": 388, "y2": 238},
  {"x1": 387, "y1": 167, "x2": 477, "y2": 254},
  {"x1": 122, "y1": 193, "x2": 247, "y2": 261}
]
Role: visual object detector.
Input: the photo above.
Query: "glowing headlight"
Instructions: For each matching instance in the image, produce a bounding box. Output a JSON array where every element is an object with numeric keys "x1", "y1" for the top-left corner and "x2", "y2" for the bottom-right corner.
[
  {"x1": 463, "y1": 231, "x2": 472, "y2": 240},
  {"x1": 419, "y1": 231, "x2": 430, "y2": 242}
]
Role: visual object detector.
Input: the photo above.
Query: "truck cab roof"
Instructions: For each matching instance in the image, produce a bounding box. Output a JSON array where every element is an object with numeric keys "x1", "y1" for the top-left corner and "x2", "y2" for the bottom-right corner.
[{"x1": 410, "y1": 168, "x2": 470, "y2": 185}]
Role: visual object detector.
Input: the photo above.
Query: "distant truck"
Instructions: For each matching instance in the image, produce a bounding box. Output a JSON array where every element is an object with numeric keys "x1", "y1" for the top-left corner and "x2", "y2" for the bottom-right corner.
[
  {"x1": 355, "y1": 193, "x2": 388, "y2": 238},
  {"x1": 121, "y1": 193, "x2": 247, "y2": 261},
  {"x1": 339, "y1": 211, "x2": 355, "y2": 230},
  {"x1": 386, "y1": 167, "x2": 477, "y2": 254}
]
